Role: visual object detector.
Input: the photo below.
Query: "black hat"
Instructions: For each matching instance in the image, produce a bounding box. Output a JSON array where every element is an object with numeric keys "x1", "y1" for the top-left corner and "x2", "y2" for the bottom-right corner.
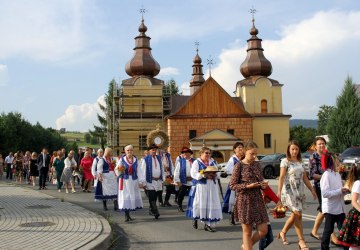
[
  {"x1": 147, "y1": 144, "x2": 159, "y2": 150},
  {"x1": 181, "y1": 147, "x2": 193, "y2": 154}
]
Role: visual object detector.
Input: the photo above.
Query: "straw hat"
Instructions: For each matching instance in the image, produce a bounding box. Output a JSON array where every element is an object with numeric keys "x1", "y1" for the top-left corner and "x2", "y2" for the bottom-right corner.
[{"x1": 203, "y1": 166, "x2": 219, "y2": 172}]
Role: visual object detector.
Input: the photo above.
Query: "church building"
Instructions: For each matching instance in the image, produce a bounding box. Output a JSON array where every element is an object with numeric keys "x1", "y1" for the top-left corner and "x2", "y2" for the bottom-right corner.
[{"x1": 110, "y1": 15, "x2": 291, "y2": 162}]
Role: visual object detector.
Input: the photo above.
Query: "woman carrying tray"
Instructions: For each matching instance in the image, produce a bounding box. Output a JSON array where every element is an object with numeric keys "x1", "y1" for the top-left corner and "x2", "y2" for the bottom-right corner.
[{"x1": 190, "y1": 147, "x2": 222, "y2": 232}]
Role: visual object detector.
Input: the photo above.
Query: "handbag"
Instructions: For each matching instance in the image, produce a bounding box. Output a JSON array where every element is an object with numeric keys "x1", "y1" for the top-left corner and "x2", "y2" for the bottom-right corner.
[
  {"x1": 344, "y1": 193, "x2": 352, "y2": 205},
  {"x1": 272, "y1": 203, "x2": 287, "y2": 219}
]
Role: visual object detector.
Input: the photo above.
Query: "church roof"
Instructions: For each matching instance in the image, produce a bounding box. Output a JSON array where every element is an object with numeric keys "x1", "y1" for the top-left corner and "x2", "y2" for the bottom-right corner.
[
  {"x1": 240, "y1": 17, "x2": 272, "y2": 78},
  {"x1": 125, "y1": 17, "x2": 161, "y2": 78},
  {"x1": 236, "y1": 75, "x2": 282, "y2": 87},
  {"x1": 166, "y1": 76, "x2": 251, "y2": 118}
]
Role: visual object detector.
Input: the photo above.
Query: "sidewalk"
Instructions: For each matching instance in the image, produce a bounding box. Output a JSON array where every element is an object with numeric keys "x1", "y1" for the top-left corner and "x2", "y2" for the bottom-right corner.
[{"x1": 0, "y1": 181, "x2": 111, "y2": 250}]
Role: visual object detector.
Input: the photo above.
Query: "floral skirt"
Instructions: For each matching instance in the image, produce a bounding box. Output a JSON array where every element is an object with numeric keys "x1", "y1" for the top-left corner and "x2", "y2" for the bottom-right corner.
[{"x1": 337, "y1": 208, "x2": 360, "y2": 247}]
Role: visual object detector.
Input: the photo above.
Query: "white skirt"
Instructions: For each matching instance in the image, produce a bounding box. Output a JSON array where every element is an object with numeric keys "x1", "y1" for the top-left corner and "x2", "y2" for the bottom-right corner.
[
  {"x1": 118, "y1": 177, "x2": 143, "y2": 211},
  {"x1": 193, "y1": 179, "x2": 223, "y2": 226}
]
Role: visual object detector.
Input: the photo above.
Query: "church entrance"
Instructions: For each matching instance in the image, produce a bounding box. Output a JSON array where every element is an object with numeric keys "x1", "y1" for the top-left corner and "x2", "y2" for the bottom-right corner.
[{"x1": 211, "y1": 150, "x2": 224, "y2": 164}]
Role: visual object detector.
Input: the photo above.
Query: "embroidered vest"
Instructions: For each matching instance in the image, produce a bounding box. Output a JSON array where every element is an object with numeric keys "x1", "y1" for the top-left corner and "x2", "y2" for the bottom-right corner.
[
  {"x1": 179, "y1": 157, "x2": 195, "y2": 184},
  {"x1": 145, "y1": 155, "x2": 163, "y2": 183},
  {"x1": 120, "y1": 156, "x2": 138, "y2": 180},
  {"x1": 192, "y1": 159, "x2": 215, "y2": 185}
]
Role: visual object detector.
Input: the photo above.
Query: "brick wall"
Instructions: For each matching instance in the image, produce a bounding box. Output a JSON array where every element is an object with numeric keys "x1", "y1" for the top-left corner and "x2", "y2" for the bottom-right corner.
[{"x1": 167, "y1": 117, "x2": 253, "y2": 161}]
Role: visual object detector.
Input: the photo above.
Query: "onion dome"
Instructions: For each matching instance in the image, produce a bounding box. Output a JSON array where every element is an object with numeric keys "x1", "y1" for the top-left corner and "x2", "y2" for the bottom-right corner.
[
  {"x1": 240, "y1": 17, "x2": 272, "y2": 78},
  {"x1": 189, "y1": 48, "x2": 205, "y2": 94},
  {"x1": 125, "y1": 18, "x2": 160, "y2": 77}
]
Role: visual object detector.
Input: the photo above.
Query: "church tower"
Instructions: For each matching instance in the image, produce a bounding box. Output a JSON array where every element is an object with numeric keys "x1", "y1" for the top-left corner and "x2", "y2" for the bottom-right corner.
[
  {"x1": 118, "y1": 15, "x2": 165, "y2": 155},
  {"x1": 189, "y1": 45, "x2": 205, "y2": 95},
  {"x1": 235, "y1": 15, "x2": 291, "y2": 154}
]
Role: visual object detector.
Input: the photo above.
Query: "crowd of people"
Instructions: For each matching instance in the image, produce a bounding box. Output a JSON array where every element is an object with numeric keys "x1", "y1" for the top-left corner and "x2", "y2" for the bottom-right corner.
[{"x1": 1, "y1": 137, "x2": 360, "y2": 250}]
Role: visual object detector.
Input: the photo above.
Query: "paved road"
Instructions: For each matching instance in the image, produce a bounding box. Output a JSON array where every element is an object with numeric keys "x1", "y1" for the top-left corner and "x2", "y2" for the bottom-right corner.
[
  {"x1": 1, "y1": 177, "x2": 349, "y2": 250},
  {"x1": 0, "y1": 181, "x2": 111, "y2": 250}
]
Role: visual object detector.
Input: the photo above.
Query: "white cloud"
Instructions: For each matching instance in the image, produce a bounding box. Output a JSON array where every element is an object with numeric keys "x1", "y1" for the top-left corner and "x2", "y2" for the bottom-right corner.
[
  {"x1": 158, "y1": 67, "x2": 180, "y2": 77},
  {"x1": 180, "y1": 81, "x2": 190, "y2": 96},
  {"x1": 211, "y1": 10, "x2": 360, "y2": 119},
  {"x1": 56, "y1": 95, "x2": 105, "y2": 132},
  {"x1": 0, "y1": 0, "x2": 106, "y2": 62},
  {"x1": 0, "y1": 65, "x2": 9, "y2": 86}
]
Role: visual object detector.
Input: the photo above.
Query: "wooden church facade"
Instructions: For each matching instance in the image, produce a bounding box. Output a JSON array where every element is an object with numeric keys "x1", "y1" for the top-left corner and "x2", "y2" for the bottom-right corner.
[{"x1": 111, "y1": 15, "x2": 290, "y2": 162}]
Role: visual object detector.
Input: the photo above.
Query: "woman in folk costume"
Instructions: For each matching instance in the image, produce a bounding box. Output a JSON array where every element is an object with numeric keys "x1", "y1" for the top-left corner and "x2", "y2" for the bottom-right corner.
[
  {"x1": 190, "y1": 146, "x2": 222, "y2": 232},
  {"x1": 139, "y1": 144, "x2": 165, "y2": 219},
  {"x1": 174, "y1": 147, "x2": 194, "y2": 212},
  {"x1": 338, "y1": 163, "x2": 360, "y2": 250},
  {"x1": 222, "y1": 141, "x2": 245, "y2": 225},
  {"x1": 95, "y1": 147, "x2": 118, "y2": 211},
  {"x1": 115, "y1": 145, "x2": 143, "y2": 222}
]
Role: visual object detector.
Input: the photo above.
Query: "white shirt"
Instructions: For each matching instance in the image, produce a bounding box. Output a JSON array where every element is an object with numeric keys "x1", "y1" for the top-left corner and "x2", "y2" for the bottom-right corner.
[
  {"x1": 139, "y1": 155, "x2": 164, "y2": 191},
  {"x1": 5, "y1": 156, "x2": 14, "y2": 164},
  {"x1": 352, "y1": 180, "x2": 360, "y2": 205},
  {"x1": 225, "y1": 155, "x2": 240, "y2": 175},
  {"x1": 64, "y1": 157, "x2": 77, "y2": 169},
  {"x1": 174, "y1": 158, "x2": 192, "y2": 186},
  {"x1": 91, "y1": 157, "x2": 100, "y2": 177},
  {"x1": 320, "y1": 169, "x2": 346, "y2": 214}
]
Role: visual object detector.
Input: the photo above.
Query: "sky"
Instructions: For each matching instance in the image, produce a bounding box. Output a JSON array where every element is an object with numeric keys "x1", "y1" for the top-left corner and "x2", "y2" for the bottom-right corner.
[{"x1": 0, "y1": 0, "x2": 359, "y2": 132}]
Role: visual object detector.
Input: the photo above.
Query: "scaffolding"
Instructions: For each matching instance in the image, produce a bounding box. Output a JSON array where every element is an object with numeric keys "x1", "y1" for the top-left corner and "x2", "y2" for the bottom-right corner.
[{"x1": 108, "y1": 79, "x2": 172, "y2": 155}]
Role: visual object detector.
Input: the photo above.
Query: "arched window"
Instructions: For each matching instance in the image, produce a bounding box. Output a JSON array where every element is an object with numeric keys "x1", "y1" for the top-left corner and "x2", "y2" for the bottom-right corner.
[{"x1": 261, "y1": 99, "x2": 268, "y2": 113}]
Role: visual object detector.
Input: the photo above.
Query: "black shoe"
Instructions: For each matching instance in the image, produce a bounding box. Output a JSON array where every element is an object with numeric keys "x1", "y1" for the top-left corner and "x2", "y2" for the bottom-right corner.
[
  {"x1": 178, "y1": 206, "x2": 184, "y2": 212},
  {"x1": 103, "y1": 201, "x2": 108, "y2": 211},
  {"x1": 113, "y1": 200, "x2": 118, "y2": 211},
  {"x1": 229, "y1": 212, "x2": 235, "y2": 225},
  {"x1": 164, "y1": 201, "x2": 172, "y2": 207},
  {"x1": 155, "y1": 213, "x2": 160, "y2": 219},
  {"x1": 192, "y1": 220, "x2": 198, "y2": 229},
  {"x1": 125, "y1": 212, "x2": 130, "y2": 222},
  {"x1": 204, "y1": 224, "x2": 216, "y2": 232}
]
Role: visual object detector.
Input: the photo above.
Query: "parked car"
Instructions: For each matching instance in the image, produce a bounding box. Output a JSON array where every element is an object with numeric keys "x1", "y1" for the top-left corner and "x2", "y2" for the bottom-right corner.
[
  {"x1": 301, "y1": 151, "x2": 312, "y2": 174},
  {"x1": 257, "y1": 154, "x2": 266, "y2": 161},
  {"x1": 259, "y1": 153, "x2": 286, "y2": 179},
  {"x1": 339, "y1": 146, "x2": 360, "y2": 163}
]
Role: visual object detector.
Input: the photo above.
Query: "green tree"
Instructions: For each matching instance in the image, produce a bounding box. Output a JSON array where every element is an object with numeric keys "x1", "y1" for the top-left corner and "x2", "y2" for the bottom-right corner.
[
  {"x1": 327, "y1": 76, "x2": 360, "y2": 152},
  {"x1": 0, "y1": 112, "x2": 66, "y2": 155},
  {"x1": 317, "y1": 105, "x2": 335, "y2": 135},
  {"x1": 163, "y1": 78, "x2": 181, "y2": 96},
  {"x1": 290, "y1": 125, "x2": 318, "y2": 152},
  {"x1": 90, "y1": 78, "x2": 116, "y2": 150},
  {"x1": 84, "y1": 132, "x2": 91, "y2": 143}
]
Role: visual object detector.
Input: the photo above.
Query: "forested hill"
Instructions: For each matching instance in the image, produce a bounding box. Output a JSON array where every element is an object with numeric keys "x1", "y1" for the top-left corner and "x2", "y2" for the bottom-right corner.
[{"x1": 290, "y1": 119, "x2": 318, "y2": 128}]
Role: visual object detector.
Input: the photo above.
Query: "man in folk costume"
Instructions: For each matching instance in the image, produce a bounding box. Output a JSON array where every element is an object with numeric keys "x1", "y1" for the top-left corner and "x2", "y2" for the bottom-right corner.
[
  {"x1": 159, "y1": 147, "x2": 177, "y2": 206},
  {"x1": 188, "y1": 147, "x2": 223, "y2": 232},
  {"x1": 115, "y1": 145, "x2": 144, "y2": 222},
  {"x1": 174, "y1": 147, "x2": 194, "y2": 212},
  {"x1": 222, "y1": 141, "x2": 244, "y2": 225},
  {"x1": 140, "y1": 144, "x2": 164, "y2": 219}
]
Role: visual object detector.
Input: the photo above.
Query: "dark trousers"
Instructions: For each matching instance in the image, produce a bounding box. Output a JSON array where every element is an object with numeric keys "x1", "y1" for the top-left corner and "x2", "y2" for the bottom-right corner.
[
  {"x1": 38, "y1": 167, "x2": 48, "y2": 188},
  {"x1": 164, "y1": 185, "x2": 176, "y2": 202},
  {"x1": 321, "y1": 213, "x2": 348, "y2": 250},
  {"x1": 6, "y1": 164, "x2": 13, "y2": 179},
  {"x1": 157, "y1": 189, "x2": 163, "y2": 203},
  {"x1": 177, "y1": 185, "x2": 191, "y2": 206},
  {"x1": 148, "y1": 190, "x2": 161, "y2": 215}
]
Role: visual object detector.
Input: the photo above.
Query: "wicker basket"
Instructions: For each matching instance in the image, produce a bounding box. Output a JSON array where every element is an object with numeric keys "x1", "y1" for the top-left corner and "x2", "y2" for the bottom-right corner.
[{"x1": 272, "y1": 205, "x2": 287, "y2": 219}]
